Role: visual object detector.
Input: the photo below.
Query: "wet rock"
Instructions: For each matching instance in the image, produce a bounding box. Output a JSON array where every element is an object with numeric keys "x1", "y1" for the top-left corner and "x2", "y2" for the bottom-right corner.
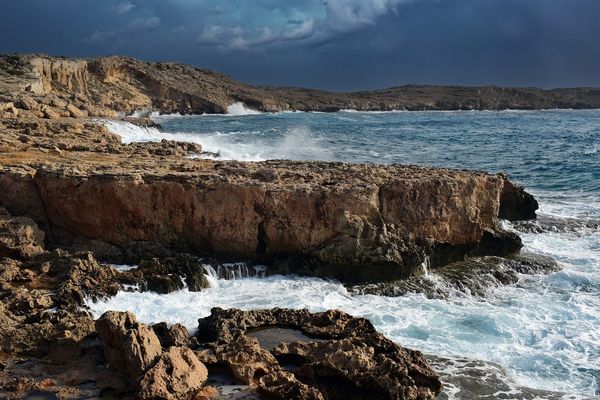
[
  {"x1": 511, "y1": 214, "x2": 600, "y2": 235},
  {"x1": 139, "y1": 346, "x2": 208, "y2": 400},
  {"x1": 499, "y1": 178, "x2": 538, "y2": 221},
  {"x1": 131, "y1": 254, "x2": 211, "y2": 294},
  {"x1": 47, "y1": 251, "x2": 122, "y2": 306},
  {"x1": 95, "y1": 311, "x2": 162, "y2": 383},
  {"x1": 273, "y1": 338, "x2": 439, "y2": 400},
  {"x1": 428, "y1": 355, "x2": 573, "y2": 400},
  {"x1": 352, "y1": 253, "x2": 561, "y2": 299}
]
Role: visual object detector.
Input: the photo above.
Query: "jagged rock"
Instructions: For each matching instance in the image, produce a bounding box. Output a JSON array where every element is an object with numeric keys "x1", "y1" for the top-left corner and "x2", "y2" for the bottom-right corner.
[
  {"x1": 258, "y1": 370, "x2": 324, "y2": 400},
  {"x1": 197, "y1": 308, "x2": 442, "y2": 399},
  {"x1": 54, "y1": 251, "x2": 122, "y2": 306},
  {"x1": 15, "y1": 96, "x2": 38, "y2": 110},
  {"x1": 139, "y1": 346, "x2": 208, "y2": 400},
  {"x1": 351, "y1": 253, "x2": 561, "y2": 298},
  {"x1": 95, "y1": 311, "x2": 162, "y2": 383},
  {"x1": 66, "y1": 103, "x2": 87, "y2": 118},
  {"x1": 213, "y1": 335, "x2": 279, "y2": 384},
  {"x1": 152, "y1": 322, "x2": 197, "y2": 348},
  {"x1": 0, "y1": 208, "x2": 45, "y2": 260},
  {"x1": 499, "y1": 178, "x2": 538, "y2": 221},
  {"x1": 273, "y1": 339, "x2": 439, "y2": 400},
  {"x1": 40, "y1": 105, "x2": 60, "y2": 119},
  {"x1": 0, "y1": 308, "x2": 95, "y2": 355}
]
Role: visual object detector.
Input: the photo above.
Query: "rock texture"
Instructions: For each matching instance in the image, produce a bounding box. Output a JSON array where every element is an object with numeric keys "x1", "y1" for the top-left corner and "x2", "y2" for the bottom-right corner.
[
  {"x1": 138, "y1": 346, "x2": 208, "y2": 400},
  {"x1": 0, "y1": 116, "x2": 533, "y2": 282},
  {"x1": 95, "y1": 311, "x2": 162, "y2": 382},
  {"x1": 2, "y1": 54, "x2": 600, "y2": 115},
  {"x1": 196, "y1": 307, "x2": 443, "y2": 399}
]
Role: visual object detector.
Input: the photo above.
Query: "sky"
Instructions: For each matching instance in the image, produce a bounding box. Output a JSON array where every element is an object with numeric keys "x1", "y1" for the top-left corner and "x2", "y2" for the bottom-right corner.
[{"x1": 1, "y1": 0, "x2": 599, "y2": 91}]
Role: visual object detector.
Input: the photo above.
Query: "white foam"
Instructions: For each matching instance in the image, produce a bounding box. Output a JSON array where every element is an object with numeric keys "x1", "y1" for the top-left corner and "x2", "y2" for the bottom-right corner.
[
  {"x1": 226, "y1": 102, "x2": 261, "y2": 116},
  {"x1": 111, "y1": 264, "x2": 137, "y2": 272},
  {"x1": 101, "y1": 119, "x2": 332, "y2": 162},
  {"x1": 101, "y1": 119, "x2": 171, "y2": 144}
]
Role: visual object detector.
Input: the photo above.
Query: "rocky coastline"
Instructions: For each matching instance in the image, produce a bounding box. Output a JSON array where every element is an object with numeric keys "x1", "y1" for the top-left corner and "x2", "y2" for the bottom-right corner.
[{"x1": 0, "y1": 54, "x2": 563, "y2": 399}]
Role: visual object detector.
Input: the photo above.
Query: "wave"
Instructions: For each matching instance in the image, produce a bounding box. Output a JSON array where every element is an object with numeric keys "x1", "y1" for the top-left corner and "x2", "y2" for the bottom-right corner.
[
  {"x1": 226, "y1": 102, "x2": 261, "y2": 116},
  {"x1": 101, "y1": 119, "x2": 167, "y2": 144}
]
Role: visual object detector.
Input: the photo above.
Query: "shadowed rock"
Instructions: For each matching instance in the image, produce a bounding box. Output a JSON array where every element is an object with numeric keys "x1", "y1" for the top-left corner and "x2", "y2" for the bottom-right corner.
[{"x1": 95, "y1": 311, "x2": 162, "y2": 384}]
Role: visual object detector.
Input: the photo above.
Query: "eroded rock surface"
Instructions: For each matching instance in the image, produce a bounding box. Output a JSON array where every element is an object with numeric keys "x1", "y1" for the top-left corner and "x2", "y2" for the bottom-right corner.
[
  {"x1": 197, "y1": 308, "x2": 443, "y2": 400},
  {"x1": 95, "y1": 311, "x2": 162, "y2": 383},
  {"x1": 0, "y1": 115, "x2": 532, "y2": 283},
  {"x1": 138, "y1": 346, "x2": 208, "y2": 400}
]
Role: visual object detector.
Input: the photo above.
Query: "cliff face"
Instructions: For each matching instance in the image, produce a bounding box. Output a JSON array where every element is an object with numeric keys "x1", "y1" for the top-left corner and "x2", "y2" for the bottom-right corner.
[
  {"x1": 0, "y1": 117, "x2": 533, "y2": 283},
  {"x1": 1, "y1": 54, "x2": 600, "y2": 116}
]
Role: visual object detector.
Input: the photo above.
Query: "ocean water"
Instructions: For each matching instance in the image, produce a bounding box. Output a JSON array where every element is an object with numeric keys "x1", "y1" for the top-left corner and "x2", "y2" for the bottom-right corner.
[{"x1": 94, "y1": 108, "x2": 600, "y2": 398}]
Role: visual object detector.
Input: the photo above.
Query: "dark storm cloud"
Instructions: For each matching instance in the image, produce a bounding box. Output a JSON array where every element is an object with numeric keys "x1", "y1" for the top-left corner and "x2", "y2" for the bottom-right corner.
[{"x1": 1, "y1": 0, "x2": 599, "y2": 90}]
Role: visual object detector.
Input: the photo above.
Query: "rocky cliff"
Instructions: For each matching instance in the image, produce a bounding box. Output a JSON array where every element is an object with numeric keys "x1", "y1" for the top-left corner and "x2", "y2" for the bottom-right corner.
[
  {"x1": 1, "y1": 54, "x2": 600, "y2": 116},
  {"x1": 0, "y1": 117, "x2": 533, "y2": 283}
]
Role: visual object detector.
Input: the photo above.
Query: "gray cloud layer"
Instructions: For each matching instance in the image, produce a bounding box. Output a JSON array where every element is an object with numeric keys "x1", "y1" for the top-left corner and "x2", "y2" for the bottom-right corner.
[{"x1": 1, "y1": 0, "x2": 599, "y2": 90}]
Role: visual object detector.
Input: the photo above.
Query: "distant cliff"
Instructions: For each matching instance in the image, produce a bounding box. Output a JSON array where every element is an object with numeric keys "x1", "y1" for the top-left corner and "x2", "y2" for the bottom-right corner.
[{"x1": 1, "y1": 53, "x2": 600, "y2": 116}]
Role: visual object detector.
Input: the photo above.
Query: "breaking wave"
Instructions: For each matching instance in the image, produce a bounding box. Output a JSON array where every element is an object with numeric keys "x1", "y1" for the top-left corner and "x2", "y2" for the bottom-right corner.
[{"x1": 226, "y1": 102, "x2": 261, "y2": 116}]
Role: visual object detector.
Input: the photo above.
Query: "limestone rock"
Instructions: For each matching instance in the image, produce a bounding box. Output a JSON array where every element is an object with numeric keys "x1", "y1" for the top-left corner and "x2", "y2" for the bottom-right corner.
[
  {"x1": 152, "y1": 322, "x2": 196, "y2": 348},
  {"x1": 499, "y1": 177, "x2": 539, "y2": 221},
  {"x1": 41, "y1": 105, "x2": 60, "y2": 119},
  {"x1": 139, "y1": 346, "x2": 208, "y2": 400},
  {"x1": 95, "y1": 311, "x2": 162, "y2": 383},
  {"x1": 259, "y1": 370, "x2": 324, "y2": 400},
  {"x1": 15, "y1": 96, "x2": 38, "y2": 111},
  {"x1": 197, "y1": 308, "x2": 443, "y2": 399},
  {"x1": 66, "y1": 103, "x2": 87, "y2": 118},
  {"x1": 0, "y1": 208, "x2": 45, "y2": 260},
  {"x1": 213, "y1": 335, "x2": 279, "y2": 384}
]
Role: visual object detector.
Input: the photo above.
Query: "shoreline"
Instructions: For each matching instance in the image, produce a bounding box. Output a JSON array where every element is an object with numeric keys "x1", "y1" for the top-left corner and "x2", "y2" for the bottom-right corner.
[{"x1": 1, "y1": 53, "x2": 596, "y2": 399}]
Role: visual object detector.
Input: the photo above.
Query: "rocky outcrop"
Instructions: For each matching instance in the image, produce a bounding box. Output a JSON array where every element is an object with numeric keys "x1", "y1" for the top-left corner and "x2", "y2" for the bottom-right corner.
[
  {"x1": 196, "y1": 307, "x2": 443, "y2": 399},
  {"x1": 499, "y1": 177, "x2": 539, "y2": 221},
  {"x1": 138, "y1": 346, "x2": 208, "y2": 400},
  {"x1": 0, "y1": 207, "x2": 45, "y2": 260},
  {"x1": 0, "y1": 118, "x2": 531, "y2": 282},
  {"x1": 95, "y1": 311, "x2": 162, "y2": 383}
]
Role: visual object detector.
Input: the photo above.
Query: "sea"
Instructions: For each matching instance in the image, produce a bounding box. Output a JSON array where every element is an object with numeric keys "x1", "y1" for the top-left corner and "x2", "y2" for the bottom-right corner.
[{"x1": 92, "y1": 104, "x2": 600, "y2": 398}]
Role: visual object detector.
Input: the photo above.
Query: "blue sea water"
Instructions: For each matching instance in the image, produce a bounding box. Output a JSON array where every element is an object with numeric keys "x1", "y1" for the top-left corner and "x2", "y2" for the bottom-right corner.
[{"x1": 98, "y1": 108, "x2": 600, "y2": 398}]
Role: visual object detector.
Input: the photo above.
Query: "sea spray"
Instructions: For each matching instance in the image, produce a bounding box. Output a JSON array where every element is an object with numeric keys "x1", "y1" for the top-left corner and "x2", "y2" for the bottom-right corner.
[{"x1": 226, "y1": 102, "x2": 261, "y2": 116}]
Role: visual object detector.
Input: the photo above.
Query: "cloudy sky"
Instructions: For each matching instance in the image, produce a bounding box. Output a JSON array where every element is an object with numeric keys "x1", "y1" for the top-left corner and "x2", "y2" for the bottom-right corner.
[{"x1": 1, "y1": 0, "x2": 599, "y2": 90}]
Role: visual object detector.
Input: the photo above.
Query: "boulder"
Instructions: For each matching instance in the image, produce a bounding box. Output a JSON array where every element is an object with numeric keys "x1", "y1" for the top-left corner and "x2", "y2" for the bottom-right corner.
[
  {"x1": 15, "y1": 97, "x2": 38, "y2": 111},
  {"x1": 0, "y1": 208, "x2": 45, "y2": 260},
  {"x1": 41, "y1": 105, "x2": 60, "y2": 120},
  {"x1": 66, "y1": 103, "x2": 87, "y2": 118},
  {"x1": 138, "y1": 347, "x2": 208, "y2": 400},
  {"x1": 95, "y1": 311, "x2": 162, "y2": 383},
  {"x1": 152, "y1": 322, "x2": 196, "y2": 348}
]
